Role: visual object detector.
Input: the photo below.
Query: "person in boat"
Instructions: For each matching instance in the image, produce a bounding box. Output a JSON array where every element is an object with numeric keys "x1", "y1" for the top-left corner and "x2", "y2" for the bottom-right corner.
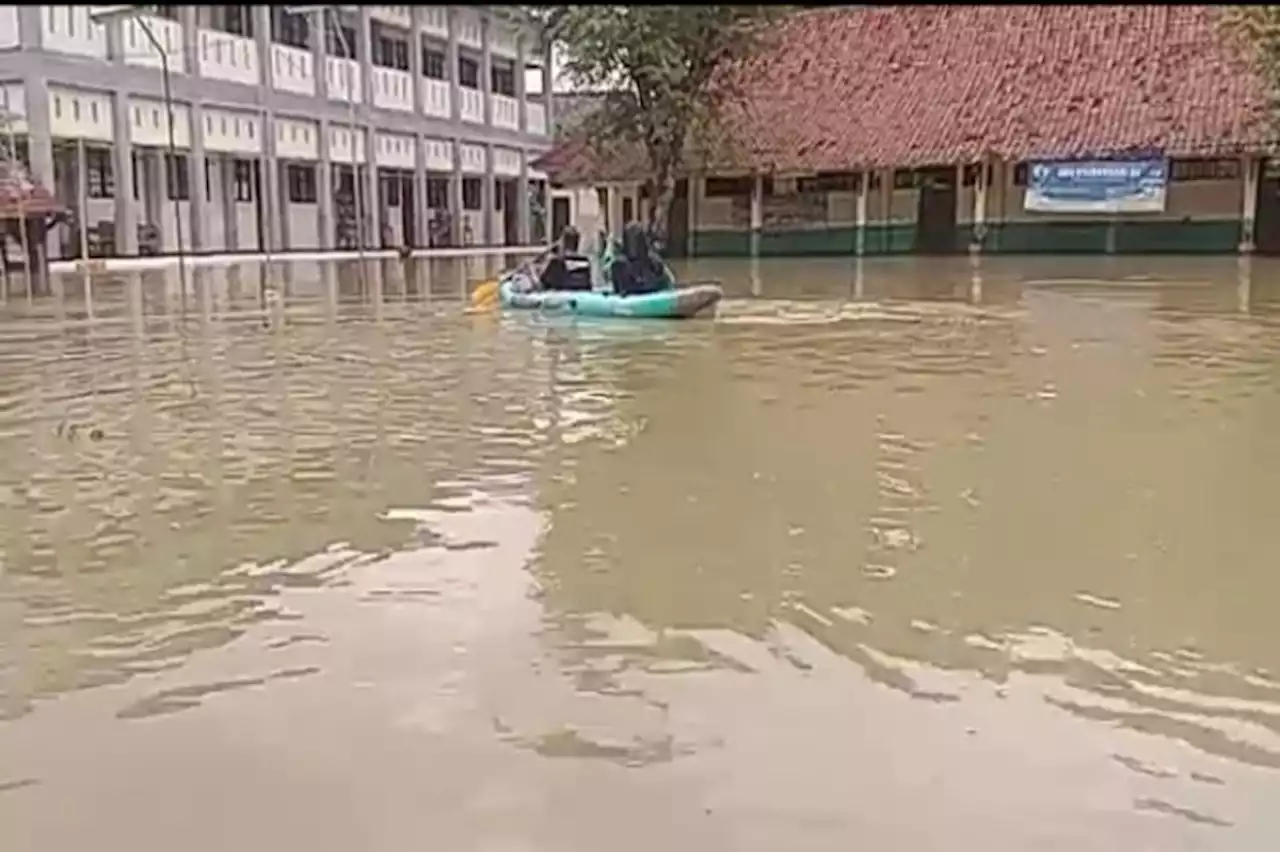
[
  {"x1": 611, "y1": 221, "x2": 666, "y2": 296},
  {"x1": 537, "y1": 225, "x2": 593, "y2": 291}
]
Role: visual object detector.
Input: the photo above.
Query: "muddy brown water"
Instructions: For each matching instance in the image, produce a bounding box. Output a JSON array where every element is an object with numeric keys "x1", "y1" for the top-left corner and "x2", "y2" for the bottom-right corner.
[{"x1": 2, "y1": 254, "x2": 1280, "y2": 851}]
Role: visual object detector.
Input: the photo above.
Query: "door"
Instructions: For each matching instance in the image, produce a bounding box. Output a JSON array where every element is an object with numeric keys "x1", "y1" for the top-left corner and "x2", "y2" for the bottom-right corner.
[
  {"x1": 552, "y1": 195, "x2": 571, "y2": 241},
  {"x1": 1256, "y1": 160, "x2": 1280, "y2": 254},
  {"x1": 914, "y1": 168, "x2": 958, "y2": 254}
]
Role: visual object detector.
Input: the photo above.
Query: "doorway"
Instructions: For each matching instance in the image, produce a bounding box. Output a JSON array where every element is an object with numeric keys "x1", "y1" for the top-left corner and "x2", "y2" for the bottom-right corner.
[
  {"x1": 914, "y1": 167, "x2": 958, "y2": 254},
  {"x1": 551, "y1": 194, "x2": 571, "y2": 241},
  {"x1": 1255, "y1": 159, "x2": 1280, "y2": 254}
]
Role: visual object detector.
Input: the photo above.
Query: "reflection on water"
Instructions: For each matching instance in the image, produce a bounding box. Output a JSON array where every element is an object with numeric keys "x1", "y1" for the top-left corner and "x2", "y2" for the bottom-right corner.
[{"x1": 3, "y1": 254, "x2": 1280, "y2": 850}]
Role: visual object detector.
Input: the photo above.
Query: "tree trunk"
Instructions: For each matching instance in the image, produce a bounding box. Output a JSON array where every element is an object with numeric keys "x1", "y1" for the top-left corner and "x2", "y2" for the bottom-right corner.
[{"x1": 646, "y1": 169, "x2": 676, "y2": 250}]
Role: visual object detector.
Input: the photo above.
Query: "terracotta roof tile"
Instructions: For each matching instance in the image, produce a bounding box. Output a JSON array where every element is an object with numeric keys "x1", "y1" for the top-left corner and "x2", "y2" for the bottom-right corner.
[
  {"x1": 540, "y1": 4, "x2": 1273, "y2": 183},
  {"x1": 0, "y1": 160, "x2": 63, "y2": 219}
]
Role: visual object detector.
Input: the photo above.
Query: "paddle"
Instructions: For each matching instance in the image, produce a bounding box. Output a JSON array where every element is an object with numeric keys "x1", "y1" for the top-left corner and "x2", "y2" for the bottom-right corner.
[{"x1": 469, "y1": 248, "x2": 554, "y2": 311}]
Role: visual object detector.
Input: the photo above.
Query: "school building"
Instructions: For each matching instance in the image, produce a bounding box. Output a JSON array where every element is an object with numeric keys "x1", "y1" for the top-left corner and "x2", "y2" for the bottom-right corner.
[{"x1": 536, "y1": 5, "x2": 1280, "y2": 257}]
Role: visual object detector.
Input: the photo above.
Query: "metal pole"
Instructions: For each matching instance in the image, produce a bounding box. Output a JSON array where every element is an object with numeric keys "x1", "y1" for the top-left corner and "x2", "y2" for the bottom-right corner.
[
  {"x1": 149, "y1": 20, "x2": 188, "y2": 313},
  {"x1": 325, "y1": 9, "x2": 366, "y2": 279}
]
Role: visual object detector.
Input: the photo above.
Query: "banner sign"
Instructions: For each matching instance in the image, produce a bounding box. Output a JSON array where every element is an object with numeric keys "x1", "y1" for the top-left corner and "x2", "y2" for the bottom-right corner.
[{"x1": 1024, "y1": 159, "x2": 1168, "y2": 214}]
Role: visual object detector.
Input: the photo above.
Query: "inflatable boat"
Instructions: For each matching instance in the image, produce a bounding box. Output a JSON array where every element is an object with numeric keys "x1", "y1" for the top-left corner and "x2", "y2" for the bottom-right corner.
[{"x1": 497, "y1": 267, "x2": 722, "y2": 319}]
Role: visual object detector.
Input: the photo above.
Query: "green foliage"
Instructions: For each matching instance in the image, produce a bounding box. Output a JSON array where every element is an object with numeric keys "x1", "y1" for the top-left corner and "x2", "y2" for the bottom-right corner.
[
  {"x1": 524, "y1": 5, "x2": 784, "y2": 231},
  {"x1": 1223, "y1": 6, "x2": 1280, "y2": 135}
]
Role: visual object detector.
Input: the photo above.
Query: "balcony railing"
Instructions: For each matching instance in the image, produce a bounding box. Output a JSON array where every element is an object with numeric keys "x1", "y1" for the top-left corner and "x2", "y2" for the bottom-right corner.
[
  {"x1": 199, "y1": 29, "x2": 259, "y2": 87},
  {"x1": 272, "y1": 44, "x2": 315, "y2": 97}
]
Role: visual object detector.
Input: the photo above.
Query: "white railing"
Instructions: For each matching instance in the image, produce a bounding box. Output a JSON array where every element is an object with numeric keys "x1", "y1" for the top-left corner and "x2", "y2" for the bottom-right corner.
[
  {"x1": 372, "y1": 67, "x2": 413, "y2": 112},
  {"x1": 123, "y1": 15, "x2": 186, "y2": 72},
  {"x1": 526, "y1": 102, "x2": 547, "y2": 136},
  {"x1": 271, "y1": 44, "x2": 315, "y2": 97},
  {"x1": 421, "y1": 78, "x2": 451, "y2": 119},
  {"x1": 459, "y1": 87, "x2": 484, "y2": 124},
  {"x1": 326, "y1": 56, "x2": 362, "y2": 104},
  {"x1": 491, "y1": 93, "x2": 519, "y2": 131},
  {"x1": 198, "y1": 29, "x2": 259, "y2": 87},
  {"x1": 41, "y1": 6, "x2": 108, "y2": 58}
]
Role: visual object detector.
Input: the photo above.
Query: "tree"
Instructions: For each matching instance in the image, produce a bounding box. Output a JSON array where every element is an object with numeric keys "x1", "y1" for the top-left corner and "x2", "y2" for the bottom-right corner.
[
  {"x1": 1224, "y1": 6, "x2": 1280, "y2": 133},
  {"x1": 526, "y1": 5, "x2": 785, "y2": 241}
]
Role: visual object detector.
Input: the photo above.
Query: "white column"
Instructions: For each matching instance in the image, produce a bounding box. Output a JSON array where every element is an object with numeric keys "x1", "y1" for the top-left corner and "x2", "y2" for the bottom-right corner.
[
  {"x1": 970, "y1": 160, "x2": 988, "y2": 256},
  {"x1": 316, "y1": 119, "x2": 333, "y2": 249},
  {"x1": 311, "y1": 10, "x2": 329, "y2": 99},
  {"x1": 749, "y1": 174, "x2": 763, "y2": 258},
  {"x1": 542, "y1": 40, "x2": 553, "y2": 133},
  {"x1": 480, "y1": 15, "x2": 493, "y2": 127},
  {"x1": 1241, "y1": 154, "x2": 1260, "y2": 254},
  {"x1": 855, "y1": 171, "x2": 869, "y2": 256},
  {"x1": 189, "y1": 105, "x2": 207, "y2": 250},
  {"x1": 263, "y1": 117, "x2": 282, "y2": 251},
  {"x1": 111, "y1": 91, "x2": 137, "y2": 255},
  {"x1": 409, "y1": 7, "x2": 423, "y2": 116},
  {"x1": 482, "y1": 143, "x2": 495, "y2": 245},
  {"x1": 220, "y1": 154, "x2": 239, "y2": 250},
  {"x1": 515, "y1": 34, "x2": 528, "y2": 136},
  {"x1": 447, "y1": 10, "x2": 461, "y2": 123},
  {"x1": 255, "y1": 7, "x2": 272, "y2": 89},
  {"x1": 450, "y1": 139, "x2": 464, "y2": 246},
  {"x1": 413, "y1": 135, "x2": 428, "y2": 247},
  {"x1": 517, "y1": 153, "x2": 530, "y2": 245},
  {"x1": 357, "y1": 8, "x2": 374, "y2": 106},
  {"x1": 182, "y1": 7, "x2": 200, "y2": 80},
  {"x1": 362, "y1": 126, "x2": 377, "y2": 248}
]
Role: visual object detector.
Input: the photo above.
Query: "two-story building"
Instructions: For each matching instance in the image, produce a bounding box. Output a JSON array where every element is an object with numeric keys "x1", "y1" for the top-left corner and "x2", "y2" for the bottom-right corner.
[{"x1": 0, "y1": 5, "x2": 552, "y2": 258}]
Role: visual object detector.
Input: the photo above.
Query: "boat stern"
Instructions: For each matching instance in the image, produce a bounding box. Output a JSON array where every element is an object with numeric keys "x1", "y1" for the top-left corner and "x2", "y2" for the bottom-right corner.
[{"x1": 671, "y1": 283, "x2": 723, "y2": 318}]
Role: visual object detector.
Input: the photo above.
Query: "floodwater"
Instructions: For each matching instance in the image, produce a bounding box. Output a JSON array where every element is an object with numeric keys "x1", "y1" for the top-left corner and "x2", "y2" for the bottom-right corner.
[{"x1": 2, "y1": 253, "x2": 1280, "y2": 851}]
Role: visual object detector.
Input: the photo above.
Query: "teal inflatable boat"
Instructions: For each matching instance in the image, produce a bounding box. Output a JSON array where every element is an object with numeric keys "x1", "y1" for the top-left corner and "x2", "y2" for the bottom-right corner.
[{"x1": 498, "y1": 245, "x2": 722, "y2": 319}]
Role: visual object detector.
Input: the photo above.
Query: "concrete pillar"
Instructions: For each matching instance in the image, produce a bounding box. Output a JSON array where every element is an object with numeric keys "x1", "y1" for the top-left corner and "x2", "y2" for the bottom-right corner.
[
  {"x1": 220, "y1": 154, "x2": 238, "y2": 250},
  {"x1": 482, "y1": 144, "x2": 495, "y2": 245},
  {"x1": 1241, "y1": 154, "x2": 1260, "y2": 254},
  {"x1": 447, "y1": 9, "x2": 461, "y2": 123},
  {"x1": 110, "y1": 92, "x2": 137, "y2": 255},
  {"x1": 517, "y1": 154, "x2": 530, "y2": 245},
  {"x1": 263, "y1": 119, "x2": 282, "y2": 251},
  {"x1": 749, "y1": 174, "x2": 763, "y2": 258},
  {"x1": 357, "y1": 7, "x2": 374, "y2": 106},
  {"x1": 480, "y1": 15, "x2": 493, "y2": 128},
  {"x1": 23, "y1": 76, "x2": 55, "y2": 256},
  {"x1": 311, "y1": 10, "x2": 329, "y2": 99},
  {"x1": 255, "y1": 7, "x2": 272, "y2": 90},
  {"x1": 182, "y1": 7, "x2": 200, "y2": 80},
  {"x1": 970, "y1": 160, "x2": 989, "y2": 256},
  {"x1": 189, "y1": 105, "x2": 207, "y2": 250},
  {"x1": 516, "y1": 35, "x2": 528, "y2": 137},
  {"x1": 855, "y1": 170, "x2": 869, "y2": 257},
  {"x1": 413, "y1": 135, "x2": 428, "y2": 247},
  {"x1": 362, "y1": 126, "x2": 377, "y2": 248},
  {"x1": 16, "y1": 7, "x2": 42, "y2": 51},
  {"x1": 152, "y1": 148, "x2": 169, "y2": 250},
  {"x1": 450, "y1": 138, "x2": 464, "y2": 244},
  {"x1": 542, "y1": 40, "x2": 553, "y2": 132},
  {"x1": 317, "y1": 119, "x2": 332, "y2": 249},
  {"x1": 409, "y1": 7, "x2": 423, "y2": 115}
]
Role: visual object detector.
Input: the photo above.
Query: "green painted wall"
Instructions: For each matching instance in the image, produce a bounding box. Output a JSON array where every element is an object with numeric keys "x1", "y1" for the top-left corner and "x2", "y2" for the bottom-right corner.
[{"x1": 689, "y1": 219, "x2": 1243, "y2": 257}]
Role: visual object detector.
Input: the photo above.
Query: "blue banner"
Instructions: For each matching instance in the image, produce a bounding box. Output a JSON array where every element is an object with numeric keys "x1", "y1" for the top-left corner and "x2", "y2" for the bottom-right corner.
[{"x1": 1024, "y1": 158, "x2": 1168, "y2": 214}]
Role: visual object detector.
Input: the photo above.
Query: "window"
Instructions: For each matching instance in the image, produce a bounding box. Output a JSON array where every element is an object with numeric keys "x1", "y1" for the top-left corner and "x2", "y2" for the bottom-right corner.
[
  {"x1": 491, "y1": 60, "x2": 515, "y2": 96},
  {"x1": 421, "y1": 41, "x2": 446, "y2": 79},
  {"x1": 961, "y1": 164, "x2": 990, "y2": 187},
  {"x1": 372, "y1": 25, "x2": 409, "y2": 70},
  {"x1": 165, "y1": 153, "x2": 190, "y2": 201},
  {"x1": 1171, "y1": 158, "x2": 1240, "y2": 182},
  {"x1": 327, "y1": 24, "x2": 358, "y2": 60},
  {"x1": 222, "y1": 6, "x2": 254, "y2": 38},
  {"x1": 703, "y1": 176, "x2": 754, "y2": 197},
  {"x1": 893, "y1": 169, "x2": 919, "y2": 190},
  {"x1": 271, "y1": 8, "x2": 309, "y2": 49},
  {"x1": 233, "y1": 159, "x2": 255, "y2": 202},
  {"x1": 426, "y1": 176, "x2": 449, "y2": 208},
  {"x1": 1013, "y1": 163, "x2": 1028, "y2": 187},
  {"x1": 458, "y1": 55, "x2": 479, "y2": 89},
  {"x1": 379, "y1": 172, "x2": 401, "y2": 207},
  {"x1": 86, "y1": 148, "x2": 114, "y2": 199},
  {"x1": 286, "y1": 163, "x2": 317, "y2": 203},
  {"x1": 796, "y1": 172, "x2": 860, "y2": 194},
  {"x1": 462, "y1": 176, "x2": 482, "y2": 210}
]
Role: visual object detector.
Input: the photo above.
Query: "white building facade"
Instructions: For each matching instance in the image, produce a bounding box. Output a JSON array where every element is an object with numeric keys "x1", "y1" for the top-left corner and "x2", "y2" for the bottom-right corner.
[{"x1": 0, "y1": 5, "x2": 552, "y2": 257}]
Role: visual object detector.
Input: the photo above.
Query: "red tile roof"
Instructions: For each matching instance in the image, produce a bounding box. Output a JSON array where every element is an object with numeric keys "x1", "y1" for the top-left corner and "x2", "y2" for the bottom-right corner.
[
  {"x1": 537, "y1": 4, "x2": 1274, "y2": 183},
  {"x1": 0, "y1": 160, "x2": 63, "y2": 219}
]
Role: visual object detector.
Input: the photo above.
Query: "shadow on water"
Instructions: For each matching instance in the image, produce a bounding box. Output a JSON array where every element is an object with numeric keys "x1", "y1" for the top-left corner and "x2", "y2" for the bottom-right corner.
[{"x1": 3, "y1": 254, "x2": 1280, "y2": 849}]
